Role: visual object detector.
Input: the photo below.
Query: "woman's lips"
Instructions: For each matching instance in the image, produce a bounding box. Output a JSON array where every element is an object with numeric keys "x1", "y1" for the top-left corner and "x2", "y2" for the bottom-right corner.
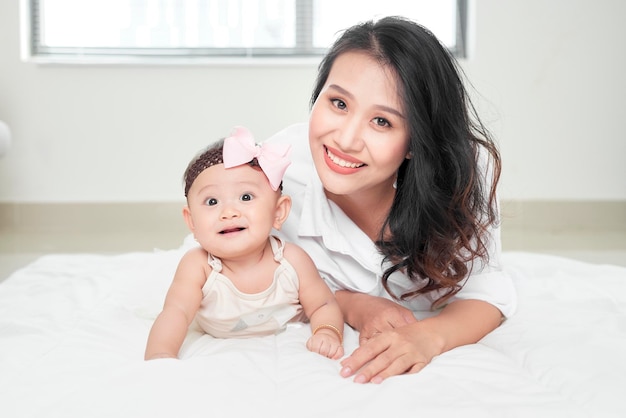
[{"x1": 324, "y1": 146, "x2": 365, "y2": 174}]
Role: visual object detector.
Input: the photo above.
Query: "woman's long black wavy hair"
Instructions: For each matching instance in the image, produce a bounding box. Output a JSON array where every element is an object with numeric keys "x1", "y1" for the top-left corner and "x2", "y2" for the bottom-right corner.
[{"x1": 310, "y1": 16, "x2": 502, "y2": 309}]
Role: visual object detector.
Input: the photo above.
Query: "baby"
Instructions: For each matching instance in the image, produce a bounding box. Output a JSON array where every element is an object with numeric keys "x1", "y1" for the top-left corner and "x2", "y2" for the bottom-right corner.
[{"x1": 145, "y1": 127, "x2": 344, "y2": 360}]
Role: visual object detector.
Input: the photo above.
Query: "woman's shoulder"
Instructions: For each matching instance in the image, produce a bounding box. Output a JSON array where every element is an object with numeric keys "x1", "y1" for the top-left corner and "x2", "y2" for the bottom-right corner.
[
  {"x1": 266, "y1": 122, "x2": 314, "y2": 198},
  {"x1": 265, "y1": 123, "x2": 311, "y2": 164},
  {"x1": 265, "y1": 122, "x2": 308, "y2": 145}
]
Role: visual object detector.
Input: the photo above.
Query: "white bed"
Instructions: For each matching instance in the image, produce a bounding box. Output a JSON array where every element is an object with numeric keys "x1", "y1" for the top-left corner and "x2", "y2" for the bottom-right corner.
[{"x1": 1, "y1": 238, "x2": 624, "y2": 418}]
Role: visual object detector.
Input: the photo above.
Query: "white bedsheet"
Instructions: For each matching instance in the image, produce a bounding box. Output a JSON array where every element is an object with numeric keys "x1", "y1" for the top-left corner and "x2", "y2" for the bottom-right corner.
[{"x1": 0, "y1": 245, "x2": 624, "y2": 418}]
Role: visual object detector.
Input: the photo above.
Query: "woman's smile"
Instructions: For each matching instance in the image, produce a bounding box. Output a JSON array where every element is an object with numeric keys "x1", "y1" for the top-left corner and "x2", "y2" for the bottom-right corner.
[{"x1": 324, "y1": 145, "x2": 365, "y2": 172}]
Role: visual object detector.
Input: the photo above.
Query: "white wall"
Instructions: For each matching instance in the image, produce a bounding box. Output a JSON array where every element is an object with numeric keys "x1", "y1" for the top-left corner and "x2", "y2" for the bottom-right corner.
[{"x1": 0, "y1": 0, "x2": 624, "y2": 203}]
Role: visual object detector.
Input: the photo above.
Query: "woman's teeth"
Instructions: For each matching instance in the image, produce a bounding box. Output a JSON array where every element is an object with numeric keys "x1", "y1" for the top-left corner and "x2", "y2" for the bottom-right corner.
[{"x1": 326, "y1": 148, "x2": 364, "y2": 168}]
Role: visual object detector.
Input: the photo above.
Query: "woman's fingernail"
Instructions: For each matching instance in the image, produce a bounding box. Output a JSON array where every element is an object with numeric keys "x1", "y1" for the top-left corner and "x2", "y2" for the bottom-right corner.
[
  {"x1": 354, "y1": 374, "x2": 367, "y2": 384},
  {"x1": 371, "y1": 376, "x2": 383, "y2": 384},
  {"x1": 340, "y1": 366, "x2": 352, "y2": 377}
]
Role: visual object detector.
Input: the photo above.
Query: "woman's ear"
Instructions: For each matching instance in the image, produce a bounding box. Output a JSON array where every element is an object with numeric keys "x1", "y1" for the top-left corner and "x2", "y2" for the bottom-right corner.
[
  {"x1": 182, "y1": 205, "x2": 195, "y2": 233},
  {"x1": 273, "y1": 195, "x2": 292, "y2": 230}
]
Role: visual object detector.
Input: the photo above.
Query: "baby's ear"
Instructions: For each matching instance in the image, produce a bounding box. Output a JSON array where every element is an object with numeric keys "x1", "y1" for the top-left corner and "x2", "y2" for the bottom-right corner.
[
  {"x1": 273, "y1": 195, "x2": 292, "y2": 230},
  {"x1": 182, "y1": 205, "x2": 195, "y2": 233}
]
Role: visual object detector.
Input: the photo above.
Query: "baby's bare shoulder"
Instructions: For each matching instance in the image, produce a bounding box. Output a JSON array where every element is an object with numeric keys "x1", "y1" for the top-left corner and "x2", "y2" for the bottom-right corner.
[{"x1": 281, "y1": 241, "x2": 312, "y2": 262}]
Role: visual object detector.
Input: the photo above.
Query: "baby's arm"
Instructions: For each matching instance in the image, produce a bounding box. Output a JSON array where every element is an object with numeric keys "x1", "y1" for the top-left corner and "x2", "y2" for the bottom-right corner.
[
  {"x1": 284, "y1": 243, "x2": 344, "y2": 360},
  {"x1": 144, "y1": 248, "x2": 208, "y2": 360}
]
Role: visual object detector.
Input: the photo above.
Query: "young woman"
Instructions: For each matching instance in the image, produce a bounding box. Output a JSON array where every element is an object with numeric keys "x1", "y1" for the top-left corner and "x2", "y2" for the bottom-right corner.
[{"x1": 270, "y1": 16, "x2": 516, "y2": 383}]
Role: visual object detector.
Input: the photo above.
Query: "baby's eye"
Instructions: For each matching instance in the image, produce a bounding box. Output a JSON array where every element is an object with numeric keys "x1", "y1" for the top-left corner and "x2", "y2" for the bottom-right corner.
[
  {"x1": 240, "y1": 193, "x2": 253, "y2": 201},
  {"x1": 205, "y1": 198, "x2": 218, "y2": 206},
  {"x1": 373, "y1": 117, "x2": 391, "y2": 128},
  {"x1": 331, "y1": 98, "x2": 347, "y2": 111}
]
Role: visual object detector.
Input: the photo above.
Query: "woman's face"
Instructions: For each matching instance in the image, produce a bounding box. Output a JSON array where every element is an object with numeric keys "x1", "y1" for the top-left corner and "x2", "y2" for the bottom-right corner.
[{"x1": 309, "y1": 50, "x2": 411, "y2": 200}]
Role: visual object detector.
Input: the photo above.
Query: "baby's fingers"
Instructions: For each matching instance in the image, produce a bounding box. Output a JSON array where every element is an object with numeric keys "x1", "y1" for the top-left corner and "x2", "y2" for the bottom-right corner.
[
  {"x1": 329, "y1": 343, "x2": 344, "y2": 360},
  {"x1": 307, "y1": 335, "x2": 344, "y2": 359}
]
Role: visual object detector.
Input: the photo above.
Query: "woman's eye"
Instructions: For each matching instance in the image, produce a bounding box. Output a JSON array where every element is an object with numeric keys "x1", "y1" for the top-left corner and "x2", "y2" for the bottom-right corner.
[
  {"x1": 240, "y1": 193, "x2": 253, "y2": 201},
  {"x1": 331, "y1": 98, "x2": 347, "y2": 111},
  {"x1": 373, "y1": 117, "x2": 391, "y2": 127},
  {"x1": 205, "y1": 198, "x2": 218, "y2": 206}
]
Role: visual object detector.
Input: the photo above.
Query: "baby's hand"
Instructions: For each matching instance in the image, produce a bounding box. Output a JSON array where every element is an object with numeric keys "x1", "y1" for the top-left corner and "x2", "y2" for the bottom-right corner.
[{"x1": 306, "y1": 330, "x2": 344, "y2": 360}]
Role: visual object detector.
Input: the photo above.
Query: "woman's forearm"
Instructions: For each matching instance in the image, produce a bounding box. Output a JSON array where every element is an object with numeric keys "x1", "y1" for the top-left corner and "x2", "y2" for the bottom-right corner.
[
  {"x1": 334, "y1": 290, "x2": 369, "y2": 330},
  {"x1": 334, "y1": 290, "x2": 416, "y2": 335},
  {"x1": 419, "y1": 299, "x2": 503, "y2": 352},
  {"x1": 336, "y1": 290, "x2": 502, "y2": 352}
]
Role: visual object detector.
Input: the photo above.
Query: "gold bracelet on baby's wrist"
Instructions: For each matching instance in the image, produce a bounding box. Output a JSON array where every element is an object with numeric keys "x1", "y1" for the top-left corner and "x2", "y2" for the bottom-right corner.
[{"x1": 312, "y1": 324, "x2": 343, "y2": 344}]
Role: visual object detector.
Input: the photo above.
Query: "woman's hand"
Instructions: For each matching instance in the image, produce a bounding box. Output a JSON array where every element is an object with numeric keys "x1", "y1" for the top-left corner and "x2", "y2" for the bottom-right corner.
[
  {"x1": 335, "y1": 292, "x2": 502, "y2": 383},
  {"x1": 335, "y1": 291, "x2": 433, "y2": 383},
  {"x1": 339, "y1": 320, "x2": 444, "y2": 383},
  {"x1": 335, "y1": 291, "x2": 417, "y2": 344}
]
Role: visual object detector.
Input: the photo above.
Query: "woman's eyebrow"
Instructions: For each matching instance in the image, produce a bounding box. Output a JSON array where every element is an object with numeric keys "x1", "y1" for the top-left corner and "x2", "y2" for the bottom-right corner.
[{"x1": 327, "y1": 83, "x2": 354, "y2": 99}]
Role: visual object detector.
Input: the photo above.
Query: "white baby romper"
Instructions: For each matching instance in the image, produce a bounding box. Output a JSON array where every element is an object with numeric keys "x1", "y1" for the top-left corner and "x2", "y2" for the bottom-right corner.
[{"x1": 195, "y1": 235, "x2": 306, "y2": 338}]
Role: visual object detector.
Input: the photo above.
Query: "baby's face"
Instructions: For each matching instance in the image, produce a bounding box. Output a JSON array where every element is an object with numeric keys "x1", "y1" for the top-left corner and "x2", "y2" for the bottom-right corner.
[{"x1": 184, "y1": 163, "x2": 284, "y2": 259}]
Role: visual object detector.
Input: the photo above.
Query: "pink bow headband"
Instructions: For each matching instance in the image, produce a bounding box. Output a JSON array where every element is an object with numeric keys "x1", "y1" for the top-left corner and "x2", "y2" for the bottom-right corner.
[{"x1": 223, "y1": 126, "x2": 292, "y2": 191}]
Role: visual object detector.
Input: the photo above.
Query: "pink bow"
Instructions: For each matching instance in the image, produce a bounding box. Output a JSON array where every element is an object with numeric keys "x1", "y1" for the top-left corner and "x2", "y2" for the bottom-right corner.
[{"x1": 223, "y1": 126, "x2": 292, "y2": 191}]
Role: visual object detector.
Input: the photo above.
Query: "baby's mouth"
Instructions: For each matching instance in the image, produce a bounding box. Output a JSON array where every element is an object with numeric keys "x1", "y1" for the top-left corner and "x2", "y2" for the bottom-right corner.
[
  {"x1": 325, "y1": 146, "x2": 365, "y2": 168},
  {"x1": 220, "y1": 227, "x2": 245, "y2": 234}
]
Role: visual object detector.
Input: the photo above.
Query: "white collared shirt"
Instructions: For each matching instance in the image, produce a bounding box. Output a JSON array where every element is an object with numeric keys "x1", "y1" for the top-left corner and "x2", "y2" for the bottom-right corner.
[{"x1": 269, "y1": 123, "x2": 517, "y2": 318}]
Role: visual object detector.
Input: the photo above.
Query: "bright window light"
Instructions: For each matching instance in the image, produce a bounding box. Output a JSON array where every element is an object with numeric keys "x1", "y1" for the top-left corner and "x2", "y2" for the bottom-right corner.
[{"x1": 27, "y1": 0, "x2": 466, "y2": 61}]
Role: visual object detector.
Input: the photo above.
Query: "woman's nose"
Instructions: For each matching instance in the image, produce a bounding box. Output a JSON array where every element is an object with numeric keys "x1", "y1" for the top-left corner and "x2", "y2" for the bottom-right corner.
[{"x1": 335, "y1": 117, "x2": 363, "y2": 152}]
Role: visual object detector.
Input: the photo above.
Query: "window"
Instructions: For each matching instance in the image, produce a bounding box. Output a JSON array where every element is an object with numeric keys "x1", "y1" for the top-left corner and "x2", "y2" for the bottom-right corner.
[{"x1": 24, "y1": 0, "x2": 467, "y2": 63}]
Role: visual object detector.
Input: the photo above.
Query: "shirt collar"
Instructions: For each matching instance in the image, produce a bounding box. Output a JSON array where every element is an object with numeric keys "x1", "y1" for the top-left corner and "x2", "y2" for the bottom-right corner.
[{"x1": 297, "y1": 173, "x2": 384, "y2": 271}]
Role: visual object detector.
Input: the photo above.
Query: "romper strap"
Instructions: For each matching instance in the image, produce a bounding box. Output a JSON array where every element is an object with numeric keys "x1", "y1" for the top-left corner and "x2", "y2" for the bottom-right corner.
[
  {"x1": 207, "y1": 253, "x2": 223, "y2": 272},
  {"x1": 269, "y1": 235, "x2": 285, "y2": 262}
]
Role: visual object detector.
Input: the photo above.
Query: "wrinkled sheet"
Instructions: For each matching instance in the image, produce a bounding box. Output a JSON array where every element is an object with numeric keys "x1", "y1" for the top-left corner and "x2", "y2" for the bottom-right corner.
[{"x1": 0, "y1": 246, "x2": 624, "y2": 418}]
